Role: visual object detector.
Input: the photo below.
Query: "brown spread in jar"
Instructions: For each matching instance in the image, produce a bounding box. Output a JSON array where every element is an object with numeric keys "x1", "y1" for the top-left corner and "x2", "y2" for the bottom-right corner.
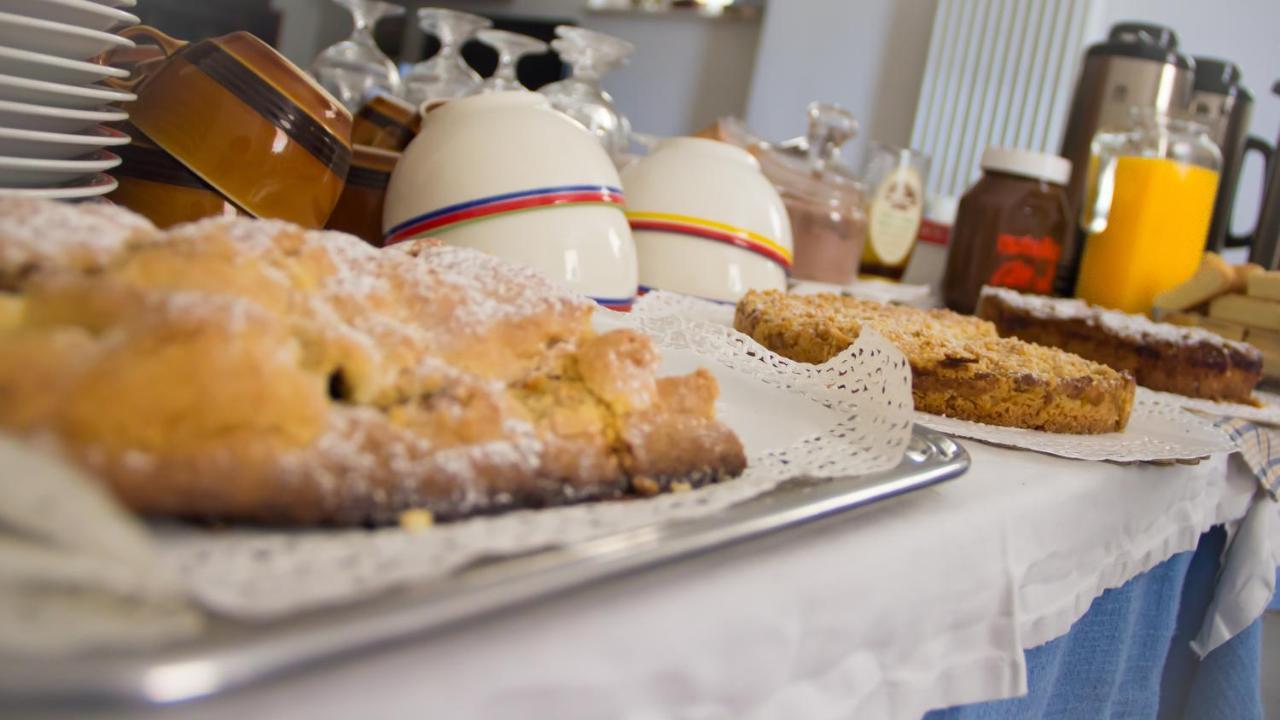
[{"x1": 943, "y1": 147, "x2": 1073, "y2": 314}]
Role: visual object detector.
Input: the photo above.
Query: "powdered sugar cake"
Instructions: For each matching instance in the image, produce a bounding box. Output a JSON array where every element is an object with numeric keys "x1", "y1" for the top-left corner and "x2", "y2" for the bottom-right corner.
[
  {"x1": 734, "y1": 289, "x2": 1134, "y2": 434},
  {"x1": 977, "y1": 286, "x2": 1262, "y2": 404},
  {"x1": 0, "y1": 198, "x2": 745, "y2": 525}
]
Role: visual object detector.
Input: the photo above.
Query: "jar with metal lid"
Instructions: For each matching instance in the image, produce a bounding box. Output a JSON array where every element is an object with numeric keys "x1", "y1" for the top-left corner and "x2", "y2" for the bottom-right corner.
[
  {"x1": 942, "y1": 147, "x2": 1073, "y2": 314},
  {"x1": 749, "y1": 103, "x2": 869, "y2": 285}
]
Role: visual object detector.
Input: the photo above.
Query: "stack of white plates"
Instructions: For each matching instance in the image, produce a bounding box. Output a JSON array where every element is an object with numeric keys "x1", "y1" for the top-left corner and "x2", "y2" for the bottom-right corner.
[{"x1": 0, "y1": 0, "x2": 138, "y2": 200}]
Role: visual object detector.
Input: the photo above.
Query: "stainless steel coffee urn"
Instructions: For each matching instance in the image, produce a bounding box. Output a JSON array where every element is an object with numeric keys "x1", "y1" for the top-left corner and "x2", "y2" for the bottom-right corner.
[
  {"x1": 1192, "y1": 58, "x2": 1272, "y2": 252},
  {"x1": 1056, "y1": 23, "x2": 1196, "y2": 289}
]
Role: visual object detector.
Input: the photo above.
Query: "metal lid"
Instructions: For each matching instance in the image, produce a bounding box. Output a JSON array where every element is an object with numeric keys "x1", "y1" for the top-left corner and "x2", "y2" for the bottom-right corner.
[
  {"x1": 980, "y1": 146, "x2": 1072, "y2": 185},
  {"x1": 754, "y1": 102, "x2": 865, "y2": 206},
  {"x1": 1193, "y1": 57, "x2": 1252, "y2": 101},
  {"x1": 1086, "y1": 22, "x2": 1193, "y2": 71}
]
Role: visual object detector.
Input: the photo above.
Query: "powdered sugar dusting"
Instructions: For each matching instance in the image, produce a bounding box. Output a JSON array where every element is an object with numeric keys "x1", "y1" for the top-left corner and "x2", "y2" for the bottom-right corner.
[
  {"x1": 979, "y1": 285, "x2": 1261, "y2": 356},
  {"x1": 3, "y1": 204, "x2": 737, "y2": 524},
  {"x1": 394, "y1": 241, "x2": 591, "y2": 326},
  {"x1": 0, "y1": 197, "x2": 158, "y2": 280}
]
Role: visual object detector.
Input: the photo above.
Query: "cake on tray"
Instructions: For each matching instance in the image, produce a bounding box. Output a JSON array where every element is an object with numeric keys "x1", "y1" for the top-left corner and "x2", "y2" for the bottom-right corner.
[
  {"x1": 977, "y1": 285, "x2": 1262, "y2": 404},
  {"x1": 0, "y1": 198, "x2": 746, "y2": 525},
  {"x1": 734, "y1": 289, "x2": 1134, "y2": 434}
]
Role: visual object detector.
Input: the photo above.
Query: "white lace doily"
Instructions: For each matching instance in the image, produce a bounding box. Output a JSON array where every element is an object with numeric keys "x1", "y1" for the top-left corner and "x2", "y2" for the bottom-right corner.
[
  {"x1": 635, "y1": 290, "x2": 737, "y2": 326},
  {"x1": 1140, "y1": 388, "x2": 1280, "y2": 427},
  {"x1": 161, "y1": 308, "x2": 915, "y2": 620},
  {"x1": 914, "y1": 389, "x2": 1232, "y2": 463},
  {"x1": 635, "y1": 292, "x2": 1233, "y2": 464}
]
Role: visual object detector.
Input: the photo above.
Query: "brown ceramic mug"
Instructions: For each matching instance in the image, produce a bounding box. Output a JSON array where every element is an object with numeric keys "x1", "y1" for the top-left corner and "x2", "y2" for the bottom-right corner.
[
  {"x1": 351, "y1": 93, "x2": 421, "y2": 152},
  {"x1": 108, "y1": 123, "x2": 241, "y2": 227},
  {"x1": 107, "y1": 26, "x2": 352, "y2": 228},
  {"x1": 325, "y1": 144, "x2": 399, "y2": 246}
]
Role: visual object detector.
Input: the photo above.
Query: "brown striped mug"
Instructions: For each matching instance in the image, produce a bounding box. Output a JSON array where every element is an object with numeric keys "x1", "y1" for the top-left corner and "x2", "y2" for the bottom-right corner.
[
  {"x1": 107, "y1": 123, "x2": 241, "y2": 228},
  {"x1": 351, "y1": 93, "x2": 420, "y2": 152},
  {"x1": 325, "y1": 144, "x2": 399, "y2": 246},
  {"x1": 107, "y1": 26, "x2": 352, "y2": 228}
]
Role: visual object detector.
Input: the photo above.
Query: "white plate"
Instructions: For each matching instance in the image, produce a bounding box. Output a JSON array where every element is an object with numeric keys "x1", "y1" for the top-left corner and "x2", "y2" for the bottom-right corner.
[
  {"x1": 0, "y1": 45, "x2": 129, "y2": 84},
  {"x1": 87, "y1": 0, "x2": 135, "y2": 7},
  {"x1": 0, "y1": 0, "x2": 138, "y2": 33},
  {"x1": 0, "y1": 72, "x2": 133, "y2": 109},
  {"x1": 0, "y1": 98, "x2": 125, "y2": 132},
  {"x1": 1144, "y1": 388, "x2": 1280, "y2": 427},
  {"x1": 0, "y1": 148, "x2": 118, "y2": 186},
  {"x1": 0, "y1": 123, "x2": 128, "y2": 158},
  {"x1": 0, "y1": 169, "x2": 114, "y2": 198},
  {"x1": 0, "y1": 11, "x2": 133, "y2": 59}
]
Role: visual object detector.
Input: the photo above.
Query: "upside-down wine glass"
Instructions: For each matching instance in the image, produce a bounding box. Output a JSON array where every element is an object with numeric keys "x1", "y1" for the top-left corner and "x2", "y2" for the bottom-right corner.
[
  {"x1": 538, "y1": 25, "x2": 634, "y2": 161},
  {"x1": 402, "y1": 7, "x2": 491, "y2": 106},
  {"x1": 310, "y1": 0, "x2": 405, "y2": 112},
  {"x1": 474, "y1": 28, "x2": 548, "y2": 93}
]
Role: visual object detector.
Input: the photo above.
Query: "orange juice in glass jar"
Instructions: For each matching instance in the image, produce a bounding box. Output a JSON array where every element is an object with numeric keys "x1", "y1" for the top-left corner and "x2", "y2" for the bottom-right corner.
[{"x1": 1075, "y1": 109, "x2": 1221, "y2": 313}]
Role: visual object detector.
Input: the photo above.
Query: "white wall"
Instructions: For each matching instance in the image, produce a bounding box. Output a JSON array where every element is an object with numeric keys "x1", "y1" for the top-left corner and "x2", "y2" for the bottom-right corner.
[
  {"x1": 587, "y1": 13, "x2": 762, "y2": 137},
  {"x1": 744, "y1": 0, "x2": 938, "y2": 166},
  {"x1": 1097, "y1": 0, "x2": 1280, "y2": 237}
]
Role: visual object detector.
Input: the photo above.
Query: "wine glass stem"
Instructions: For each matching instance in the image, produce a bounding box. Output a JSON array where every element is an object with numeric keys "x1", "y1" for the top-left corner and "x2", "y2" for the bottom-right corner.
[
  {"x1": 349, "y1": 2, "x2": 385, "y2": 48},
  {"x1": 351, "y1": 3, "x2": 372, "y2": 33},
  {"x1": 497, "y1": 52, "x2": 517, "y2": 81},
  {"x1": 446, "y1": 45, "x2": 473, "y2": 74}
]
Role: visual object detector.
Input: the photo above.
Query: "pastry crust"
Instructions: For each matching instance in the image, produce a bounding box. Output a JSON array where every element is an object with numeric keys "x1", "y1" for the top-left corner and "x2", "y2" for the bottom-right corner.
[
  {"x1": 734, "y1": 289, "x2": 1134, "y2": 434},
  {"x1": 0, "y1": 199, "x2": 745, "y2": 525},
  {"x1": 978, "y1": 286, "x2": 1262, "y2": 404}
]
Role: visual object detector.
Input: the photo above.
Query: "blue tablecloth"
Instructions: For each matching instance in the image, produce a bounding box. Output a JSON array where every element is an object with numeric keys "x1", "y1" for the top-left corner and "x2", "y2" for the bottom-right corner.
[{"x1": 926, "y1": 526, "x2": 1265, "y2": 719}]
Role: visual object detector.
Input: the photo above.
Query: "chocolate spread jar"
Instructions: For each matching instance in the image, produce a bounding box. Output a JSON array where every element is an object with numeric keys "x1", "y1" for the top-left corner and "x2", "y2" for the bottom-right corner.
[{"x1": 943, "y1": 147, "x2": 1073, "y2": 314}]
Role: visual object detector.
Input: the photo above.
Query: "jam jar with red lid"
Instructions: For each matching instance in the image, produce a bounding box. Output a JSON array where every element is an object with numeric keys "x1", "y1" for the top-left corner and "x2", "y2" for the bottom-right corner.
[{"x1": 942, "y1": 147, "x2": 1074, "y2": 314}]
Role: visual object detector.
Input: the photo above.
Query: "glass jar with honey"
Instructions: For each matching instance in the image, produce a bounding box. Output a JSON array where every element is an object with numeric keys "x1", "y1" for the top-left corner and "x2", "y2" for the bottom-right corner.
[{"x1": 860, "y1": 142, "x2": 931, "y2": 280}]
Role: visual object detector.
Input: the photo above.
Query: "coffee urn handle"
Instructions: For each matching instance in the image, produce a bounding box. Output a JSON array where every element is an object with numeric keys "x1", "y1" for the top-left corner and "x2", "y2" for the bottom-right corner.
[
  {"x1": 1225, "y1": 135, "x2": 1275, "y2": 247},
  {"x1": 1246, "y1": 81, "x2": 1280, "y2": 268}
]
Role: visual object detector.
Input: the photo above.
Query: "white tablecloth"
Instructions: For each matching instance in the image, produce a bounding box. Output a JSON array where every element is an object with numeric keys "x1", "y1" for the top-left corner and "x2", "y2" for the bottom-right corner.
[{"x1": 106, "y1": 442, "x2": 1275, "y2": 720}]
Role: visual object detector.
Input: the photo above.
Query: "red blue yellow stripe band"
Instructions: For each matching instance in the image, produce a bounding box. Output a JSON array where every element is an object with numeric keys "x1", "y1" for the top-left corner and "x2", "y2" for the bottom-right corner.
[
  {"x1": 385, "y1": 185, "x2": 625, "y2": 245},
  {"x1": 636, "y1": 285, "x2": 732, "y2": 305},
  {"x1": 626, "y1": 211, "x2": 793, "y2": 270},
  {"x1": 593, "y1": 295, "x2": 634, "y2": 311}
]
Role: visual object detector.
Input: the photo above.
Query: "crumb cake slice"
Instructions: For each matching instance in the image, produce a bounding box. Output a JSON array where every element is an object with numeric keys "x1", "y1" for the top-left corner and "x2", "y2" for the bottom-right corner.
[
  {"x1": 735, "y1": 289, "x2": 1134, "y2": 434},
  {"x1": 977, "y1": 285, "x2": 1262, "y2": 404},
  {"x1": 0, "y1": 198, "x2": 746, "y2": 525}
]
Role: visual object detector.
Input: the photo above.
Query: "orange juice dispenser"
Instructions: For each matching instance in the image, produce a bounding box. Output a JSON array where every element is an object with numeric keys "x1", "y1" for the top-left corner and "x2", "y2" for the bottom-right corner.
[{"x1": 1075, "y1": 108, "x2": 1222, "y2": 313}]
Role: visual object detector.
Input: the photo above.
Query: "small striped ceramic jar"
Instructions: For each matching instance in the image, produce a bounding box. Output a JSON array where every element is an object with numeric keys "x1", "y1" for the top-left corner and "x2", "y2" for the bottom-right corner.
[
  {"x1": 621, "y1": 137, "x2": 792, "y2": 303},
  {"x1": 325, "y1": 144, "x2": 399, "y2": 246}
]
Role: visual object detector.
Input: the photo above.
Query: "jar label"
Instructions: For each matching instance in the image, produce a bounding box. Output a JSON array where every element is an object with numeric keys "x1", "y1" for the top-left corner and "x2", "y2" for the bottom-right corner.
[
  {"x1": 988, "y1": 234, "x2": 1062, "y2": 294},
  {"x1": 867, "y1": 166, "x2": 924, "y2": 265}
]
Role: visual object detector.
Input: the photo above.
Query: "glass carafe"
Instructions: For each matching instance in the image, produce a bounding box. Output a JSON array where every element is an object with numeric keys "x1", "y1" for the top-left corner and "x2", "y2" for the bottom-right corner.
[
  {"x1": 1076, "y1": 108, "x2": 1222, "y2": 312},
  {"x1": 751, "y1": 102, "x2": 868, "y2": 285}
]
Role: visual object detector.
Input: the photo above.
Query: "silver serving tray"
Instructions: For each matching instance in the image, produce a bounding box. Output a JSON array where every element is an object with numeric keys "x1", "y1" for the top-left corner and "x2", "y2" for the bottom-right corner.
[{"x1": 0, "y1": 426, "x2": 967, "y2": 712}]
